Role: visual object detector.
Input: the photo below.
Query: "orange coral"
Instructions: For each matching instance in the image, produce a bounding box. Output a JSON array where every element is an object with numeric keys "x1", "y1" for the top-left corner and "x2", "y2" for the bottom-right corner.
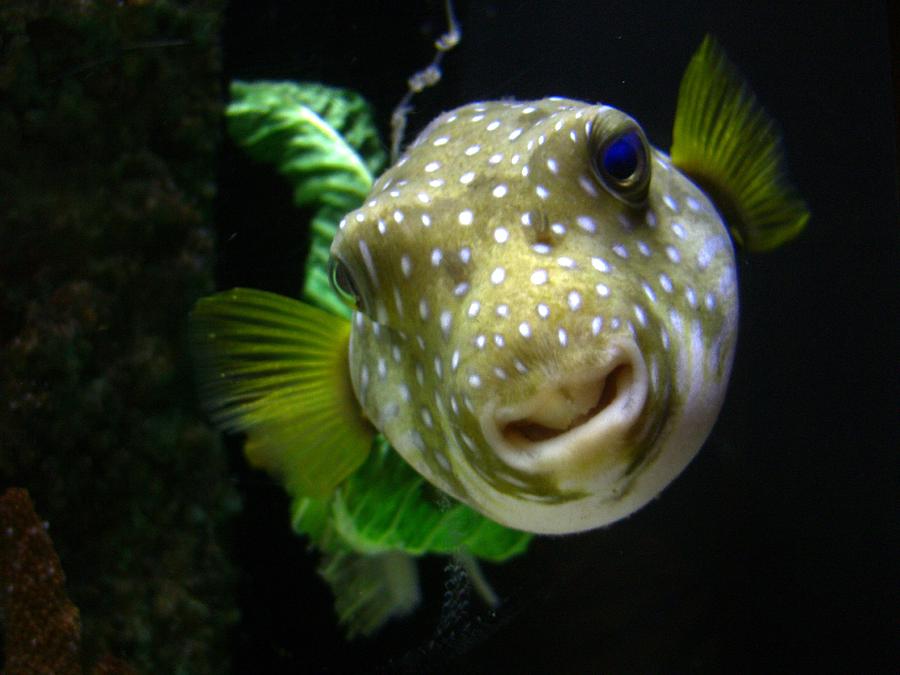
[
  {"x1": 0, "y1": 487, "x2": 82, "y2": 674},
  {"x1": 0, "y1": 489, "x2": 138, "y2": 675}
]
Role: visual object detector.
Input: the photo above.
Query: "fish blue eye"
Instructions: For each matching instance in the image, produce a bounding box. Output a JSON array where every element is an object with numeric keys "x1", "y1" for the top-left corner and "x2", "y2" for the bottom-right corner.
[
  {"x1": 603, "y1": 132, "x2": 642, "y2": 182},
  {"x1": 591, "y1": 123, "x2": 650, "y2": 205}
]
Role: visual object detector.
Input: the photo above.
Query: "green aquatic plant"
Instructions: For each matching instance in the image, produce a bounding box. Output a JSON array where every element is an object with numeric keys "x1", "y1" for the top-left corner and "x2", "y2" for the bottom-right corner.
[{"x1": 197, "y1": 80, "x2": 531, "y2": 637}]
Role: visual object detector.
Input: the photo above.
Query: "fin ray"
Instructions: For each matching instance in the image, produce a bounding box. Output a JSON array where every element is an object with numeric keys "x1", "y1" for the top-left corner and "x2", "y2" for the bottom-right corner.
[
  {"x1": 671, "y1": 35, "x2": 809, "y2": 251},
  {"x1": 190, "y1": 288, "x2": 373, "y2": 497}
]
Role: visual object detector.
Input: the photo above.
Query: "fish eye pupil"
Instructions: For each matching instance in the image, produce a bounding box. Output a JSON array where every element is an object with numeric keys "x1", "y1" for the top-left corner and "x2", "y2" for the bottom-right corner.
[
  {"x1": 329, "y1": 258, "x2": 361, "y2": 308},
  {"x1": 603, "y1": 132, "x2": 641, "y2": 182}
]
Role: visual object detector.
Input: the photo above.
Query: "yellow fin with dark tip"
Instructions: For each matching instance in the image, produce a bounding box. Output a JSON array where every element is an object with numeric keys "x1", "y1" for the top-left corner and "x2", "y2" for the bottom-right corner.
[
  {"x1": 190, "y1": 288, "x2": 373, "y2": 498},
  {"x1": 671, "y1": 35, "x2": 809, "y2": 251}
]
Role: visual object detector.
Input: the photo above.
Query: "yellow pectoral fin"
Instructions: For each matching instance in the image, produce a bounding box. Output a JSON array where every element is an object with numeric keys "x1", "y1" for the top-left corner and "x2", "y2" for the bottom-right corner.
[
  {"x1": 190, "y1": 288, "x2": 373, "y2": 498},
  {"x1": 671, "y1": 35, "x2": 810, "y2": 251}
]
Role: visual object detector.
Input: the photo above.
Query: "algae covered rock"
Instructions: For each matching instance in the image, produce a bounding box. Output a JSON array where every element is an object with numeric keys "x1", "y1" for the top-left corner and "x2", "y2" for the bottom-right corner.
[{"x1": 0, "y1": 1, "x2": 237, "y2": 672}]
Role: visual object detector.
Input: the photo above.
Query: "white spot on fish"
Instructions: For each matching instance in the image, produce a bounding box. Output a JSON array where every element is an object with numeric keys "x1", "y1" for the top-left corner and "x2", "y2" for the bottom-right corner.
[
  {"x1": 659, "y1": 273, "x2": 673, "y2": 293},
  {"x1": 591, "y1": 257, "x2": 611, "y2": 273},
  {"x1": 634, "y1": 304, "x2": 647, "y2": 326},
  {"x1": 576, "y1": 215, "x2": 597, "y2": 233},
  {"x1": 440, "y1": 310, "x2": 452, "y2": 336},
  {"x1": 685, "y1": 287, "x2": 697, "y2": 308},
  {"x1": 697, "y1": 235, "x2": 726, "y2": 270},
  {"x1": 578, "y1": 174, "x2": 598, "y2": 197},
  {"x1": 531, "y1": 269, "x2": 548, "y2": 285},
  {"x1": 358, "y1": 240, "x2": 378, "y2": 285},
  {"x1": 663, "y1": 194, "x2": 679, "y2": 212}
]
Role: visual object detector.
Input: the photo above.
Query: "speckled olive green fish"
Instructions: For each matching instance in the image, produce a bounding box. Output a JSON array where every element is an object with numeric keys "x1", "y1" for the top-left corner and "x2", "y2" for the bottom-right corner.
[{"x1": 194, "y1": 37, "x2": 807, "y2": 536}]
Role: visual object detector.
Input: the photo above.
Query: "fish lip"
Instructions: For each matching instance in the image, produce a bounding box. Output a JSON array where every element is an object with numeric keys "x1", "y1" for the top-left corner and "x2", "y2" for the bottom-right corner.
[{"x1": 479, "y1": 339, "x2": 649, "y2": 480}]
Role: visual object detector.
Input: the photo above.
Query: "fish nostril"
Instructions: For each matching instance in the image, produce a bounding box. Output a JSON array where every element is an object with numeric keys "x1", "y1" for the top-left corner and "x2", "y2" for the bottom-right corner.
[{"x1": 500, "y1": 364, "x2": 634, "y2": 446}]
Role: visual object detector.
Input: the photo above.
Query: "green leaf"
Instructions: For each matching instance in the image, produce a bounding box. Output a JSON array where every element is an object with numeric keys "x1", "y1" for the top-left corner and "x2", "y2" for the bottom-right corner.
[
  {"x1": 227, "y1": 81, "x2": 382, "y2": 211},
  {"x1": 328, "y1": 437, "x2": 532, "y2": 563},
  {"x1": 226, "y1": 80, "x2": 387, "y2": 316},
  {"x1": 317, "y1": 546, "x2": 421, "y2": 638}
]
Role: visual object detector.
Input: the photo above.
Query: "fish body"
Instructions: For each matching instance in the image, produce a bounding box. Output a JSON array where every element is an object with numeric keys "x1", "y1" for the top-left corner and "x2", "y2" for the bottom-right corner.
[
  {"x1": 332, "y1": 99, "x2": 738, "y2": 533},
  {"x1": 192, "y1": 37, "x2": 809, "y2": 560},
  {"x1": 192, "y1": 37, "x2": 808, "y2": 633}
]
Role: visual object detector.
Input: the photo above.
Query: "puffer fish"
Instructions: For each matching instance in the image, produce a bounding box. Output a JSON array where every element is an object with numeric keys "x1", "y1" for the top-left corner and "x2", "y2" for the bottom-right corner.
[
  {"x1": 326, "y1": 38, "x2": 806, "y2": 534},
  {"x1": 193, "y1": 37, "x2": 807, "y2": 539},
  {"x1": 330, "y1": 103, "x2": 734, "y2": 534}
]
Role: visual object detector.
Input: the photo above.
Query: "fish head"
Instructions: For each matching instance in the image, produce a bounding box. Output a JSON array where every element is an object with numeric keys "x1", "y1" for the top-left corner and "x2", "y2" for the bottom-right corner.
[{"x1": 330, "y1": 98, "x2": 738, "y2": 534}]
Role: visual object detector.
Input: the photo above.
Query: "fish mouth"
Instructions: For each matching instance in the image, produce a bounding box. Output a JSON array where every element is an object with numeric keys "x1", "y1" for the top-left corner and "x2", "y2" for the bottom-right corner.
[{"x1": 482, "y1": 341, "x2": 649, "y2": 480}]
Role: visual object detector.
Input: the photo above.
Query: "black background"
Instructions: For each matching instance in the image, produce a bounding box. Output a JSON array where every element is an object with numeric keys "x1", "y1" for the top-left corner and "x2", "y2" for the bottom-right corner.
[{"x1": 218, "y1": 1, "x2": 897, "y2": 672}]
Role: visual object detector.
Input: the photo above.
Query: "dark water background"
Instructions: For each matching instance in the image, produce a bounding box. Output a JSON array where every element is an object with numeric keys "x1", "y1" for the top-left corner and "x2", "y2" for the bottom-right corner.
[{"x1": 218, "y1": 1, "x2": 897, "y2": 672}]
